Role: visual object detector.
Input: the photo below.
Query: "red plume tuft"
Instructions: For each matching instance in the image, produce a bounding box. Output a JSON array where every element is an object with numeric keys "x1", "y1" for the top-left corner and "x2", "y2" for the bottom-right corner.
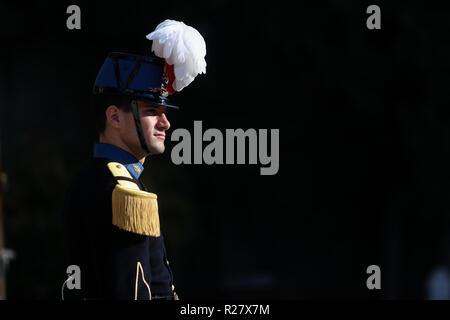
[{"x1": 164, "y1": 62, "x2": 176, "y2": 95}]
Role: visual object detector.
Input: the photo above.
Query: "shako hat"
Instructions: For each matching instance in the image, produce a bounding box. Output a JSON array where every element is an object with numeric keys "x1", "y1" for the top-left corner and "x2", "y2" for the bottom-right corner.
[
  {"x1": 93, "y1": 19, "x2": 206, "y2": 109},
  {"x1": 93, "y1": 52, "x2": 178, "y2": 108}
]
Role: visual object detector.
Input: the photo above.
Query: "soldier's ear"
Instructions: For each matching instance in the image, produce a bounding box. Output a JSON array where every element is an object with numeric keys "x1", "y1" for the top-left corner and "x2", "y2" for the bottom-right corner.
[{"x1": 105, "y1": 105, "x2": 121, "y2": 129}]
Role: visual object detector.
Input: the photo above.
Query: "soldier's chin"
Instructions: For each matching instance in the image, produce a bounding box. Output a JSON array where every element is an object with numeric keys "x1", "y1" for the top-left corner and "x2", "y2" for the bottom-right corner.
[{"x1": 148, "y1": 144, "x2": 165, "y2": 155}]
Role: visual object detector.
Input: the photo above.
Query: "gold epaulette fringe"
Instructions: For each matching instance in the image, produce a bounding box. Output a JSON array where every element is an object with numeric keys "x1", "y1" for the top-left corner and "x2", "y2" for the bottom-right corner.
[{"x1": 107, "y1": 162, "x2": 161, "y2": 237}]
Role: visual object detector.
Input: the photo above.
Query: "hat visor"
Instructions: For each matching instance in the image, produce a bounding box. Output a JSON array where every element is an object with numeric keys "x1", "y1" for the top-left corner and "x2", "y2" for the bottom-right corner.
[
  {"x1": 93, "y1": 87, "x2": 179, "y2": 110},
  {"x1": 136, "y1": 96, "x2": 179, "y2": 110}
]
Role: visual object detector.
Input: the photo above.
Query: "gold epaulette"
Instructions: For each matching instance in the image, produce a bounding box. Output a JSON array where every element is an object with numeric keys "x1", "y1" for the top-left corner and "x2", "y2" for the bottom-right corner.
[{"x1": 107, "y1": 162, "x2": 161, "y2": 237}]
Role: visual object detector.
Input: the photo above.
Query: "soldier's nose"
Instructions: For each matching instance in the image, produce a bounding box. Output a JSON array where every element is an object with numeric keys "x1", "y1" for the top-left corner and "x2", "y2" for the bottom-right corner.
[{"x1": 157, "y1": 113, "x2": 170, "y2": 131}]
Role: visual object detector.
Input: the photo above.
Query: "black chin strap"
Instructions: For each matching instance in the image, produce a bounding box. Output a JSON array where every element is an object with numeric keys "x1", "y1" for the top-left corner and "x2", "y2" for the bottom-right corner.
[
  {"x1": 111, "y1": 56, "x2": 151, "y2": 156},
  {"x1": 131, "y1": 100, "x2": 151, "y2": 156}
]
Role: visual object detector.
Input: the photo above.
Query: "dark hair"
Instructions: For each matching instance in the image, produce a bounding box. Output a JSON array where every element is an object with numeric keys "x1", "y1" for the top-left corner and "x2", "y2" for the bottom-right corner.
[{"x1": 92, "y1": 94, "x2": 132, "y2": 134}]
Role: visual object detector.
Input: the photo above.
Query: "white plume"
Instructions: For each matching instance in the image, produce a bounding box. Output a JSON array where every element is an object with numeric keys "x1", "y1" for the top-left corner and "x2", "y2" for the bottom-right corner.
[{"x1": 146, "y1": 19, "x2": 207, "y2": 92}]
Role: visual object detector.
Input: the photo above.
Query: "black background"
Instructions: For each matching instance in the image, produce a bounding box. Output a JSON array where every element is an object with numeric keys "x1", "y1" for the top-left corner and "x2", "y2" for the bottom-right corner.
[{"x1": 1, "y1": 0, "x2": 449, "y2": 299}]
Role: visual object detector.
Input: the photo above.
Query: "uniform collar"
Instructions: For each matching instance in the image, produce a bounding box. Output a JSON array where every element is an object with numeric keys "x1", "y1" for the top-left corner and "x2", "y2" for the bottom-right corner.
[{"x1": 93, "y1": 143, "x2": 144, "y2": 179}]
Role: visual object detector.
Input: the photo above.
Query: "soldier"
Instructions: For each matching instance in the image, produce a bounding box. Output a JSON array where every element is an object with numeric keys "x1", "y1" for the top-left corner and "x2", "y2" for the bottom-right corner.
[{"x1": 61, "y1": 20, "x2": 206, "y2": 300}]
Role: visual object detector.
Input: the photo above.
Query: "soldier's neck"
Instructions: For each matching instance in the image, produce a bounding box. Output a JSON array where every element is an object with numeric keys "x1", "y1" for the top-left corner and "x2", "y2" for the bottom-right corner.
[{"x1": 99, "y1": 134, "x2": 146, "y2": 165}]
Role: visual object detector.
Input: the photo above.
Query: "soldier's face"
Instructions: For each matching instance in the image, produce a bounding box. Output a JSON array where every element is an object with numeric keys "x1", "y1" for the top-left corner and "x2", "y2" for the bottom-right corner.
[
  {"x1": 117, "y1": 100, "x2": 171, "y2": 158},
  {"x1": 135, "y1": 101, "x2": 171, "y2": 155}
]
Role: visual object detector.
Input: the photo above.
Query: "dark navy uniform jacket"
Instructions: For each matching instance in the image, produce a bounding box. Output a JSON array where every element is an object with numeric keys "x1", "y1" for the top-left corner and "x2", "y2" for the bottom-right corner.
[{"x1": 62, "y1": 143, "x2": 176, "y2": 300}]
